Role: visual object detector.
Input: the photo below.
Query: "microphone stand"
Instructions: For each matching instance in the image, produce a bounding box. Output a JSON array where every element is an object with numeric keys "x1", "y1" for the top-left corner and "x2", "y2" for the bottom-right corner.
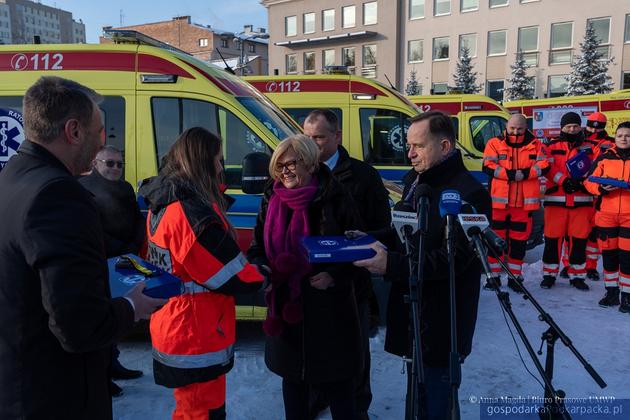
[
  {"x1": 445, "y1": 214, "x2": 461, "y2": 420},
  {"x1": 479, "y1": 232, "x2": 606, "y2": 420}
]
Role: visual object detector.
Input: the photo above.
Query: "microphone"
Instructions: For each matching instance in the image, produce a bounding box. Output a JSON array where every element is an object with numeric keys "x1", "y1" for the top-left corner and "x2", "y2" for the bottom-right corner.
[
  {"x1": 414, "y1": 184, "x2": 432, "y2": 234},
  {"x1": 439, "y1": 190, "x2": 462, "y2": 255},
  {"x1": 391, "y1": 200, "x2": 418, "y2": 243},
  {"x1": 457, "y1": 213, "x2": 507, "y2": 255}
]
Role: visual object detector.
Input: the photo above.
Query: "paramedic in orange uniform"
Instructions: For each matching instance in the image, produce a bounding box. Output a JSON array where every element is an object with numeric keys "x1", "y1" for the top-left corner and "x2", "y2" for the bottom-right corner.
[
  {"x1": 584, "y1": 121, "x2": 630, "y2": 313},
  {"x1": 138, "y1": 127, "x2": 264, "y2": 419},
  {"x1": 483, "y1": 114, "x2": 549, "y2": 292}
]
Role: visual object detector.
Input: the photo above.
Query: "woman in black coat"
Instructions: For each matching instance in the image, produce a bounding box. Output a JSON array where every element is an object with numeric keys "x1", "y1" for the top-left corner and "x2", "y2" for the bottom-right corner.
[{"x1": 247, "y1": 134, "x2": 364, "y2": 420}]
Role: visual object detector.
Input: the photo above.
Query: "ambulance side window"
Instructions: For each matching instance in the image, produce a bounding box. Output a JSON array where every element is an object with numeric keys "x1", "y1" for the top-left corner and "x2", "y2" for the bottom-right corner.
[
  {"x1": 469, "y1": 116, "x2": 506, "y2": 153},
  {"x1": 217, "y1": 107, "x2": 271, "y2": 189},
  {"x1": 360, "y1": 108, "x2": 410, "y2": 166},
  {"x1": 283, "y1": 108, "x2": 343, "y2": 130},
  {"x1": 100, "y1": 97, "x2": 126, "y2": 156},
  {"x1": 151, "y1": 98, "x2": 219, "y2": 164},
  {"x1": 0, "y1": 97, "x2": 23, "y2": 113}
]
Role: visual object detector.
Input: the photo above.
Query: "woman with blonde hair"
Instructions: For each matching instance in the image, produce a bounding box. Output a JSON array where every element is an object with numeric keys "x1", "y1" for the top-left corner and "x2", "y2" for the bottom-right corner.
[
  {"x1": 139, "y1": 127, "x2": 263, "y2": 419},
  {"x1": 248, "y1": 134, "x2": 364, "y2": 420}
]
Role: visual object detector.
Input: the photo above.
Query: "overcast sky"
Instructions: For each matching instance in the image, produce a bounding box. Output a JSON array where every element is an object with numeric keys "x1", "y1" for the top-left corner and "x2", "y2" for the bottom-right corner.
[{"x1": 41, "y1": 0, "x2": 268, "y2": 43}]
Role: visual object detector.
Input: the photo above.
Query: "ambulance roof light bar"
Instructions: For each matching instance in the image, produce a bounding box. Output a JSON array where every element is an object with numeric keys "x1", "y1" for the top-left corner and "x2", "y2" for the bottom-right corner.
[{"x1": 103, "y1": 29, "x2": 191, "y2": 57}]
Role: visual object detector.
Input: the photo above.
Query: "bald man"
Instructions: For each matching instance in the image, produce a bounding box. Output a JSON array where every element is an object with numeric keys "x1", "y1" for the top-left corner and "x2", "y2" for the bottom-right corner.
[{"x1": 482, "y1": 114, "x2": 549, "y2": 292}]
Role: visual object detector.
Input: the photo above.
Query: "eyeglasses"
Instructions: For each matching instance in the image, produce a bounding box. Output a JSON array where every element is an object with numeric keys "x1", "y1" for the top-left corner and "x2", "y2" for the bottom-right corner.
[
  {"x1": 97, "y1": 159, "x2": 124, "y2": 169},
  {"x1": 274, "y1": 159, "x2": 303, "y2": 173}
]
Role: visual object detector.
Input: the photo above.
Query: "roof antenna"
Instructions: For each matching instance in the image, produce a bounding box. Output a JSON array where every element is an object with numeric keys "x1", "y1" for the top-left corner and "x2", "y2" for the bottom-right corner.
[
  {"x1": 216, "y1": 48, "x2": 236, "y2": 75},
  {"x1": 384, "y1": 74, "x2": 397, "y2": 91}
]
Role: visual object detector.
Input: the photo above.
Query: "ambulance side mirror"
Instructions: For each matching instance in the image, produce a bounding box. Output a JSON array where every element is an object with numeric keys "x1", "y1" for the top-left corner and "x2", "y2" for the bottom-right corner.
[{"x1": 241, "y1": 152, "x2": 271, "y2": 194}]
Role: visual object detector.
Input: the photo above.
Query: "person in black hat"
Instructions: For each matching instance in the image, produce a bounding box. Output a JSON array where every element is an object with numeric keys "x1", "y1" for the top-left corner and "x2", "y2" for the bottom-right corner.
[{"x1": 541, "y1": 111, "x2": 598, "y2": 291}]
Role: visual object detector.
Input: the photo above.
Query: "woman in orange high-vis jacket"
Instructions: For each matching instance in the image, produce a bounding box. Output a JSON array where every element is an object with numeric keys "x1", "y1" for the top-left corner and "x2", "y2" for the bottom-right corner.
[
  {"x1": 584, "y1": 121, "x2": 630, "y2": 313},
  {"x1": 138, "y1": 128, "x2": 264, "y2": 420}
]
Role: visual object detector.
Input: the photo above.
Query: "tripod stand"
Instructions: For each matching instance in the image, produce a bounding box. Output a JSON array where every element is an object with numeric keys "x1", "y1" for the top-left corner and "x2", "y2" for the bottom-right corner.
[{"x1": 468, "y1": 231, "x2": 606, "y2": 420}]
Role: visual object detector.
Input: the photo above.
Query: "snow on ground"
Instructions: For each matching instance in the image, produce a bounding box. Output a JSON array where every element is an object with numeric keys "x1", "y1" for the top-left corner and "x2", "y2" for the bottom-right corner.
[{"x1": 113, "y1": 246, "x2": 630, "y2": 419}]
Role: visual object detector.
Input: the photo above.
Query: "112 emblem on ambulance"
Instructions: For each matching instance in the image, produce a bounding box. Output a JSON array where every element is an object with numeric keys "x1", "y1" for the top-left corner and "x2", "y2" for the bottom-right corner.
[{"x1": 0, "y1": 108, "x2": 25, "y2": 171}]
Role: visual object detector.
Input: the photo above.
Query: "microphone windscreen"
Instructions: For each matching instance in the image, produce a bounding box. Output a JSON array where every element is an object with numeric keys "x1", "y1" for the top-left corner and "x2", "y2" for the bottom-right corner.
[
  {"x1": 439, "y1": 189, "x2": 462, "y2": 217},
  {"x1": 414, "y1": 183, "x2": 432, "y2": 204},
  {"x1": 393, "y1": 200, "x2": 415, "y2": 212}
]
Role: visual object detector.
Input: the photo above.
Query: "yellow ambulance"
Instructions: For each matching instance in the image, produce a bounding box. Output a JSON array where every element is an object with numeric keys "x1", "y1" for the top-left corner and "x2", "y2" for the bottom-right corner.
[
  {"x1": 504, "y1": 90, "x2": 630, "y2": 138},
  {"x1": 0, "y1": 31, "x2": 302, "y2": 320}
]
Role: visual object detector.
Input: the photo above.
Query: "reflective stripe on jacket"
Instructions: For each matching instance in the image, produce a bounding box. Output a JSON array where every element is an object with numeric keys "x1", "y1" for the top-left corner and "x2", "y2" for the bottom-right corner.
[
  {"x1": 584, "y1": 147, "x2": 630, "y2": 214},
  {"x1": 482, "y1": 132, "x2": 549, "y2": 210}
]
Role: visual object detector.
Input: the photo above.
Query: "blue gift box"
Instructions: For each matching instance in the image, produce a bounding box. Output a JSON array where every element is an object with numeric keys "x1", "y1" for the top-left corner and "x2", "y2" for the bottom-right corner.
[
  {"x1": 587, "y1": 176, "x2": 630, "y2": 189},
  {"x1": 302, "y1": 235, "x2": 378, "y2": 263},
  {"x1": 565, "y1": 151, "x2": 592, "y2": 179},
  {"x1": 108, "y1": 254, "x2": 183, "y2": 299}
]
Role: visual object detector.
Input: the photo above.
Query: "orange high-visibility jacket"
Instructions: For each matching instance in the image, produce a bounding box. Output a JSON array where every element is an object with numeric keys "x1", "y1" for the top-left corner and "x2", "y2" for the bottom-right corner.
[
  {"x1": 584, "y1": 146, "x2": 630, "y2": 214},
  {"x1": 482, "y1": 131, "x2": 549, "y2": 210},
  {"x1": 543, "y1": 137, "x2": 601, "y2": 208},
  {"x1": 143, "y1": 180, "x2": 263, "y2": 389}
]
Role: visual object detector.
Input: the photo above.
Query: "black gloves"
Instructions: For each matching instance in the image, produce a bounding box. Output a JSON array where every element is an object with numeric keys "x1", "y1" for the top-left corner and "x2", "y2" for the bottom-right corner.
[{"x1": 562, "y1": 177, "x2": 587, "y2": 194}]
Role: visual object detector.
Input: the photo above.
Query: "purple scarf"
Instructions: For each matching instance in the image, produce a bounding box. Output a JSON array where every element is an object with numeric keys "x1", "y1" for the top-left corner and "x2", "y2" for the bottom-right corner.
[{"x1": 262, "y1": 177, "x2": 318, "y2": 336}]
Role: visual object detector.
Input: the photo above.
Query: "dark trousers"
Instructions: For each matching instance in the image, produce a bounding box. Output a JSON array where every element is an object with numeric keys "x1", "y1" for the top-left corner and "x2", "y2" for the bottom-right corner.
[
  {"x1": 355, "y1": 299, "x2": 373, "y2": 418},
  {"x1": 406, "y1": 365, "x2": 450, "y2": 420},
  {"x1": 283, "y1": 378, "x2": 356, "y2": 420}
]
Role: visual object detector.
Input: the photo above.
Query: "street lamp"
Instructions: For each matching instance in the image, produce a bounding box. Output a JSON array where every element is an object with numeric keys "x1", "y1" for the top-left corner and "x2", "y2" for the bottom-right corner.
[{"x1": 233, "y1": 31, "x2": 269, "y2": 76}]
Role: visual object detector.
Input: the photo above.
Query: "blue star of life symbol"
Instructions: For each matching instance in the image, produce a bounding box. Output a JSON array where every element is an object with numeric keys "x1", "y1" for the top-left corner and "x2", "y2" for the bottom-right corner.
[{"x1": 0, "y1": 108, "x2": 25, "y2": 170}]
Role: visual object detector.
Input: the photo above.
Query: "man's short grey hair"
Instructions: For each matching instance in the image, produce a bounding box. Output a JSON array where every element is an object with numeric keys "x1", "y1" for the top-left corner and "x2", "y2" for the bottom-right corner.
[
  {"x1": 97, "y1": 145, "x2": 121, "y2": 156},
  {"x1": 23, "y1": 76, "x2": 103, "y2": 144}
]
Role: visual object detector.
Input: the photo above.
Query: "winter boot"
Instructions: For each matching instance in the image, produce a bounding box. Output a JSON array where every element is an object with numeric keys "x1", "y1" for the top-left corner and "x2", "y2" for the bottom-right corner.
[
  {"x1": 598, "y1": 287, "x2": 620, "y2": 307},
  {"x1": 586, "y1": 269, "x2": 600, "y2": 281},
  {"x1": 540, "y1": 275, "x2": 556, "y2": 289},
  {"x1": 559, "y1": 266, "x2": 569, "y2": 279},
  {"x1": 570, "y1": 278, "x2": 590, "y2": 291},
  {"x1": 508, "y1": 276, "x2": 524, "y2": 294},
  {"x1": 484, "y1": 276, "x2": 502, "y2": 291},
  {"x1": 620, "y1": 293, "x2": 630, "y2": 314}
]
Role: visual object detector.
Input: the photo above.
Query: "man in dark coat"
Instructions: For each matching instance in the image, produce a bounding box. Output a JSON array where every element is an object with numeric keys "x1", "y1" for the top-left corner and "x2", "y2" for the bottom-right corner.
[
  {"x1": 355, "y1": 111, "x2": 491, "y2": 420},
  {"x1": 79, "y1": 145, "x2": 147, "y2": 395},
  {"x1": 303, "y1": 109, "x2": 391, "y2": 419},
  {"x1": 0, "y1": 76, "x2": 165, "y2": 419}
]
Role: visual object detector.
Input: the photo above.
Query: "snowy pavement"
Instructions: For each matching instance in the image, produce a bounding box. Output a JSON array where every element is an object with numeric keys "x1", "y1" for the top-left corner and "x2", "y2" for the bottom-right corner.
[{"x1": 113, "y1": 246, "x2": 630, "y2": 419}]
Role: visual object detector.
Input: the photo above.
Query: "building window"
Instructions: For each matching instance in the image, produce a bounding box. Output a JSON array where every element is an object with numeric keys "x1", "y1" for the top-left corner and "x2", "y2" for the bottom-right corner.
[
  {"x1": 459, "y1": 33, "x2": 476, "y2": 57},
  {"x1": 199, "y1": 38, "x2": 208, "y2": 47},
  {"x1": 323, "y1": 49, "x2": 335, "y2": 67},
  {"x1": 343, "y1": 47, "x2": 356, "y2": 67},
  {"x1": 488, "y1": 30, "x2": 507, "y2": 55},
  {"x1": 432, "y1": 82, "x2": 449, "y2": 94},
  {"x1": 248, "y1": 43, "x2": 256, "y2": 53},
  {"x1": 623, "y1": 71, "x2": 630, "y2": 89},
  {"x1": 518, "y1": 26, "x2": 538, "y2": 66},
  {"x1": 520, "y1": 0, "x2": 539, "y2": 3},
  {"x1": 343, "y1": 6, "x2": 356, "y2": 28},
  {"x1": 461, "y1": 0, "x2": 478, "y2": 12},
  {"x1": 363, "y1": 44, "x2": 377, "y2": 66},
  {"x1": 625, "y1": 14, "x2": 630, "y2": 43},
  {"x1": 548, "y1": 75, "x2": 568, "y2": 97},
  {"x1": 434, "y1": 0, "x2": 451, "y2": 16},
  {"x1": 303, "y1": 12, "x2": 315, "y2": 34},
  {"x1": 489, "y1": 0, "x2": 508, "y2": 7},
  {"x1": 322, "y1": 9, "x2": 335, "y2": 31},
  {"x1": 285, "y1": 16, "x2": 297, "y2": 37},
  {"x1": 588, "y1": 17, "x2": 611, "y2": 58},
  {"x1": 408, "y1": 39, "x2": 424, "y2": 62},
  {"x1": 550, "y1": 22, "x2": 573, "y2": 65},
  {"x1": 304, "y1": 52, "x2": 316, "y2": 73},
  {"x1": 486, "y1": 80, "x2": 504, "y2": 102},
  {"x1": 363, "y1": 2, "x2": 378, "y2": 25},
  {"x1": 221, "y1": 39, "x2": 228, "y2": 48},
  {"x1": 432, "y1": 37, "x2": 449, "y2": 60},
  {"x1": 286, "y1": 54, "x2": 297, "y2": 73},
  {"x1": 410, "y1": 0, "x2": 425, "y2": 19}
]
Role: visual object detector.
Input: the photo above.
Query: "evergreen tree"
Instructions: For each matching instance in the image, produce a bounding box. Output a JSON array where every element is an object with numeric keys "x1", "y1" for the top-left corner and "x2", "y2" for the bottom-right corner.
[
  {"x1": 405, "y1": 69, "x2": 421, "y2": 95},
  {"x1": 566, "y1": 22, "x2": 614, "y2": 96},
  {"x1": 452, "y1": 47, "x2": 480, "y2": 94},
  {"x1": 504, "y1": 51, "x2": 535, "y2": 101}
]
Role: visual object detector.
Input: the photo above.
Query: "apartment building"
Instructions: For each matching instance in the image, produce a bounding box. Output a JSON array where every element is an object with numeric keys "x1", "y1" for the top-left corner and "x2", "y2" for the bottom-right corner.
[
  {"x1": 264, "y1": 0, "x2": 630, "y2": 100},
  {"x1": 0, "y1": 0, "x2": 85, "y2": 44},
  {"x1": 104, "y1": 16, "x2": 269, "y2": 75},
  {"x1": 262, "y1": 0, "x2": 403, "y2": 86},
  {"x1": 404, "y1": 0, "x2": 630, "y2": 99}
]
